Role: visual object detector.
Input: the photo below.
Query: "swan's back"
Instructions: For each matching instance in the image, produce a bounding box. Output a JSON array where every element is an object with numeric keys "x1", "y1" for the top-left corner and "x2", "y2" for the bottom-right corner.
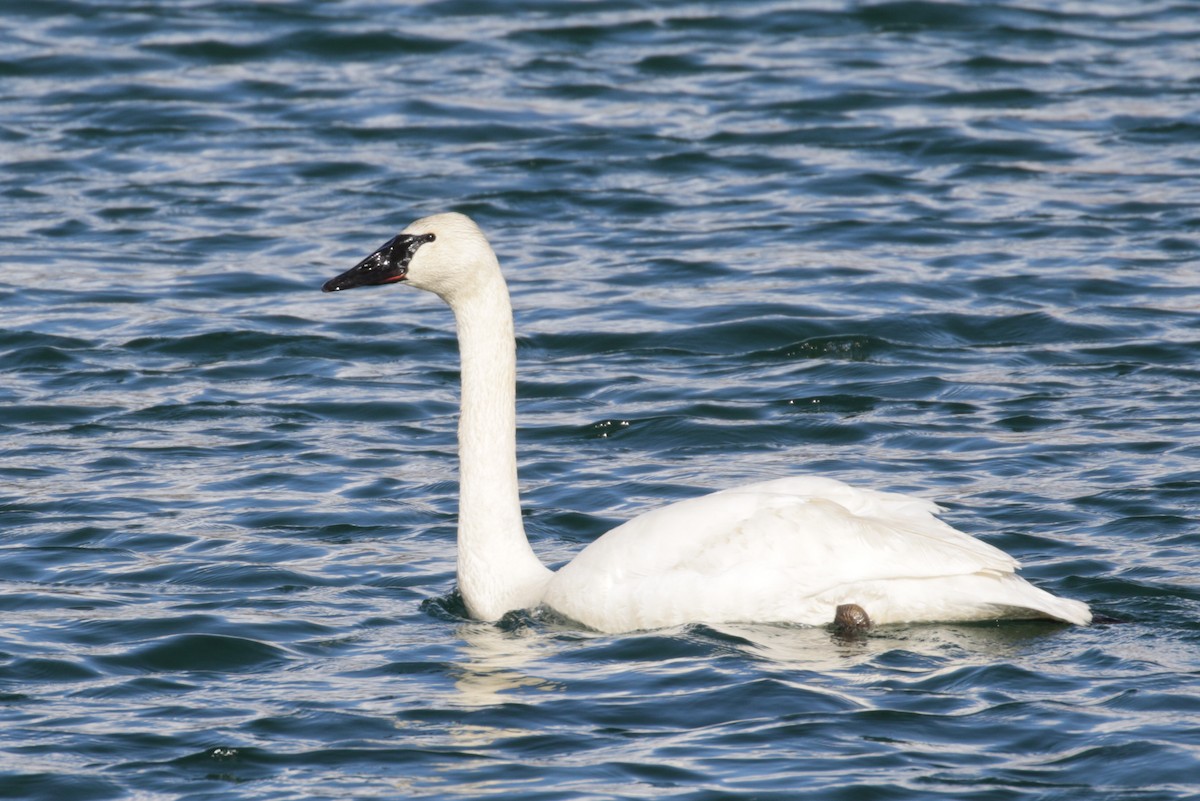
[{"x1": 543, "y1": 477, "x2": 1090, "y2": 632}]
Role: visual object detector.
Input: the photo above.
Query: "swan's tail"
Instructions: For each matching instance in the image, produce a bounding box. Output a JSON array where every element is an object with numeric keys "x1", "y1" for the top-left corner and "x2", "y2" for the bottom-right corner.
[
  {"x1": 834, "y1": 573, "x2": 1092, "y2": 626},
  {"x1": 1021, "y1": 583, "x2": 1092, "y2": 625}
]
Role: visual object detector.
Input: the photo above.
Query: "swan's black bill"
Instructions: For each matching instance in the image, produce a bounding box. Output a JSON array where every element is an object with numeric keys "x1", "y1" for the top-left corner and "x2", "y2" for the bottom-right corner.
[{"x1": 322, "y1": 233, "x2": 435, "y2": 292}]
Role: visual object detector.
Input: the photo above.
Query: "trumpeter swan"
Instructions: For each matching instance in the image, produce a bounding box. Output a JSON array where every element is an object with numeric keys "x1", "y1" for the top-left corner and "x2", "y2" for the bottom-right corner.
[{"x1": 322, "y1": 212, "x2": 1091, "y2": 633}]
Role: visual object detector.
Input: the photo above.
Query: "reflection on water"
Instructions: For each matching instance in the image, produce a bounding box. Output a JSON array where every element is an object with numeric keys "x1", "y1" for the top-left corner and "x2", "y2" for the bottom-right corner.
[
  {"x1": 444, "y1": 613, "x2": 1087, "y2": 715},
  {"x1": 450, "y1": 621, "x2": 560, "y2": 708}
]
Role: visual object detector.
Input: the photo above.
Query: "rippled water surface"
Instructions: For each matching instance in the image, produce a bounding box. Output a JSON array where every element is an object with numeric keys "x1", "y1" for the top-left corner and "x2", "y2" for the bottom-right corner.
[{"x1": 3, "y1": 1, "x2": 1200, "y2": 798}]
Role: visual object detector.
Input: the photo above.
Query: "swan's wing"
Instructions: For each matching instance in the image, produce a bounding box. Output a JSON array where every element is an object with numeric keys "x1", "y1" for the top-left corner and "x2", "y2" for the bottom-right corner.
[
  {"x1": 719, "y1": 476, "x2": 1020, "y2": 575},
  {"x1": 543, "y1": 477, "x2": 1083, "y2": 632}
]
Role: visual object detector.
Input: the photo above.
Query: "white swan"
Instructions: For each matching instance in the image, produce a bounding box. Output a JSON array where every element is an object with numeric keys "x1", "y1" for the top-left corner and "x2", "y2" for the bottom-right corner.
[{"x1": 323, "y1": 212, "x2": 1092, "y2": 632}]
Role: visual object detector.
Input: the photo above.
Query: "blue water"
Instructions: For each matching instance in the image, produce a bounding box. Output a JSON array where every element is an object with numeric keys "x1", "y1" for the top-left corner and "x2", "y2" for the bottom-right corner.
[{"x1": 3, "y1": 1, "x2": 1199, "y2": 798}]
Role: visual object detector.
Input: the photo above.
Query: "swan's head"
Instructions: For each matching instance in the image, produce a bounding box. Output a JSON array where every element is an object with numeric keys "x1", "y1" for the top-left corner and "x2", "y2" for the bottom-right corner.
[{"x1": 322, "y1": 212, "x2": 498, "y2": 304}]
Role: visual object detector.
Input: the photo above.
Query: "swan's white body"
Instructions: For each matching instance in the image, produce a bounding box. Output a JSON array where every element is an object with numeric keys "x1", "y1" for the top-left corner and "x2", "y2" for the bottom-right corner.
[{"x1": 324, "y1": 212, "x2": 1091, "y2": 633}]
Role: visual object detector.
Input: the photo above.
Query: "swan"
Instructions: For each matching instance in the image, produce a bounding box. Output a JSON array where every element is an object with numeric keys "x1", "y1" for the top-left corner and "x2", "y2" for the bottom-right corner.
[{"x1": 322, "y1": 212, "x2": 1092, "y2": 632}]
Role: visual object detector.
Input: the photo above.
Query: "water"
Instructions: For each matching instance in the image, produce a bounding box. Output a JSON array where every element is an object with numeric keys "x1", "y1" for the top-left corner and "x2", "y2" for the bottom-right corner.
[{"x1": 2, "y1": 0, "x2": 1199, "y2": 798}]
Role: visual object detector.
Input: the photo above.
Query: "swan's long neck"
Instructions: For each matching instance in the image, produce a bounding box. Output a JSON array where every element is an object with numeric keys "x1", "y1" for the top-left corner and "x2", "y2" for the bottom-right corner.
[{"x1": 449, "y1": 272, "x2": 552, "y2": 620}]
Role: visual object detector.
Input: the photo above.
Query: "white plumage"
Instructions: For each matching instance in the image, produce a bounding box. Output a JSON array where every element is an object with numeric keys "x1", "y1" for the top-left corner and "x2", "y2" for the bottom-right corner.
[{"x1": 323, "y1": 212, "x2": 1091, "y2": 633}]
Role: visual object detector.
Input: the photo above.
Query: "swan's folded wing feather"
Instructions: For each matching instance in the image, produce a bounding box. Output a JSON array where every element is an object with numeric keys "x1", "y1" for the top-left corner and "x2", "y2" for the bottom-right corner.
[{"x1": 722, "y1": 476, "x2": 1020, "y2": 576}]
